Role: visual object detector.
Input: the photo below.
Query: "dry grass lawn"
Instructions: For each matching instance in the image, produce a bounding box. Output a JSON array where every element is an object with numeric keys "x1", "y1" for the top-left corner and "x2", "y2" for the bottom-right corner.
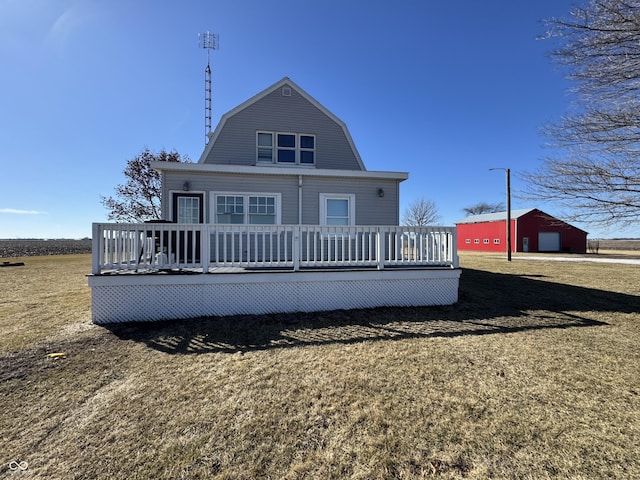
[{"x1": 1, "y1": 253, "x2": 639, "y2": 479}]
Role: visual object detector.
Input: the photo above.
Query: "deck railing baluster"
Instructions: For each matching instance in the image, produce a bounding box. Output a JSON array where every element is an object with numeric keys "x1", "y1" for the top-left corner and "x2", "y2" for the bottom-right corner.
[{"x1": 91, "y1": 223, "x2": 457, "y2": 273}]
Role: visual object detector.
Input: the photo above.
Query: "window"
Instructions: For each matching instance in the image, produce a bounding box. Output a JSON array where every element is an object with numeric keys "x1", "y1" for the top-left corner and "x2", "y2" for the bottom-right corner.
[
  {"x1": 216, "y1": 196, "x2": 244, "y2": 224},
  {"x1": 300, "y1": 135, "x2": 315, "y2": 164},
  {"x1": 277, "y1": 134, "x2": 296, "y2": 163},
  {"x1": 483, "y1": 239, "x2": 490, "y2": 244},
  {"x1": 327, "y1": 199, "x2": 349, "y2": 225},
  {"x1": 213, "y1": 193, "x2": 280, "y2": 224},
  {"x1": 494, "y1": 239, "x2": 501, "y2": 244},
  {"x1": 320, "y1": 194, "x2": 355, "y2": 226},
  {"x1": 257, "y1": 133, "x2": 273, "y2": 163},
  {"x1": 257, "y1": 131, "x2": 315, "y2": 165},
  {"x1": 474, "y1": 239, "x2": 480, "y2": 244},
  {"x1": 248, "y1": 196, "x2": 276, "y2": 224},
  {"x1": 177, "y1": 197, "x2": 200, "y2": 223},
  {"x1": 465, "y1": 239, "x2": 471, "y2": 244}
]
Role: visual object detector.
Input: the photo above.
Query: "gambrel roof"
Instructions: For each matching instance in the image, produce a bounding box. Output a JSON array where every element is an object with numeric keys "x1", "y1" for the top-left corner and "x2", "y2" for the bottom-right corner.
[{"x1": 198, "y1": 77, "x2": 366, "y2": 170}]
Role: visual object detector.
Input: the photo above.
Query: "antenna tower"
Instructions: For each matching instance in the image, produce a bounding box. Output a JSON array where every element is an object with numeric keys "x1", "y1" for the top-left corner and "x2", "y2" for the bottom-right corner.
[{"x1": 198, "y1": 31, "x2": 219, "y2": 144}]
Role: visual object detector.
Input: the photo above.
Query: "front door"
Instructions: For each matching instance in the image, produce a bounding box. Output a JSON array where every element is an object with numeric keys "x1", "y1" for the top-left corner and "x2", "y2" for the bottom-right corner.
[
  {"x1": 523, "y1": 237, "x2": 529, "y2": 252},
  {"x1": 172, "y1": 193, "x2": 204, "y2": 263},
  {"x1": 172, "y1": 193, "x2": 204, "y2": 224}
]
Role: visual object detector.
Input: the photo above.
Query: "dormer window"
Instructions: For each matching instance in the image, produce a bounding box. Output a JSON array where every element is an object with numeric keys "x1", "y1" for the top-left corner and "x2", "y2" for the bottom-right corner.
[
  {"x1": 257, "y1": 132, "x2": 274, "y2": 162},
  {"x1": 256, "y1": 131, "x2": 315, "y2": 165}
]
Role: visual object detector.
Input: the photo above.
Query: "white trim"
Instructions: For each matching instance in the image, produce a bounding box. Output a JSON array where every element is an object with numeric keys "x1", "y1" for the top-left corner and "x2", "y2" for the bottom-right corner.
[
  {"x1": 210, "y1": 191, "x2": 282, "y2": 225},
  {"x1": 320, "y1": 193, "x2": 355, "y2": 226},
  {"x1": 197, "y1": 77, "x2": 367, "y2": 170},
  {"x1": 152, "y1": 161, "x2": 408, "y2": 181}
]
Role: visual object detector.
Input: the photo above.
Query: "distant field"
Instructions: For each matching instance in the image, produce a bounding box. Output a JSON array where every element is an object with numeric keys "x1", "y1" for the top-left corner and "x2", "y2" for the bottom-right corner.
[
  {"x1": 589, "y1": 238, "x2": 640, "y2": 251},
  {"x1": 0, "y1": 239, "x2": 92, "y2": 258}
]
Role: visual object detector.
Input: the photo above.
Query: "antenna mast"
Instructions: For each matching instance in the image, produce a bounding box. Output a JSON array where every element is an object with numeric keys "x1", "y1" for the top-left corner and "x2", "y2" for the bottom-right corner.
[{"x1": 198, "y1": 31, "x2": 219, "y2": 144}]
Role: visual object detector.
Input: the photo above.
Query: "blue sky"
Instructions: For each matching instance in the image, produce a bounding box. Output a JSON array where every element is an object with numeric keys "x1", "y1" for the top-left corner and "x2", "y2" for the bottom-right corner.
[{"x1": 1, "y1": 0, "x2": 635, "y2": 239}]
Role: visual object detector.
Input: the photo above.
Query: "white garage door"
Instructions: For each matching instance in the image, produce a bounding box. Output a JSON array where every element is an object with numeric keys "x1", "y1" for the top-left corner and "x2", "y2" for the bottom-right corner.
[{"x1": 538, "y1": 232, "x2": 560, "y2": 252}]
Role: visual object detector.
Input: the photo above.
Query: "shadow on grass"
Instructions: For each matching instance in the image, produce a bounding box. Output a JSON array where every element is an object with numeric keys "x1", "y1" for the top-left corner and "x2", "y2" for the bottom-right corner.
[{"x1": 107, "y1": 268, "x2": 639, "y2": 354}]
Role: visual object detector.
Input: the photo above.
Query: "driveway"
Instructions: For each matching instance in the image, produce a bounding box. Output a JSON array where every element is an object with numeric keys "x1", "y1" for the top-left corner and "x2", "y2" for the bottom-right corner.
[{"x1": 513, "y1": 255, "x2": 640, "y2": 265}]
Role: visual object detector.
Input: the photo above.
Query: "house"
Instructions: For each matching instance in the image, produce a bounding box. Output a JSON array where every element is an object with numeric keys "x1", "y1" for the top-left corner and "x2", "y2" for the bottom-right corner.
[
  {"x1": 456, "y1": 208, "x2": 588, "y2": 254},
  {"x1": 89, "y1": 77, "x2": 461, "y2": 324},
  {"x1": 159, "y1": 77, "x2": 405, "y2": 229}
]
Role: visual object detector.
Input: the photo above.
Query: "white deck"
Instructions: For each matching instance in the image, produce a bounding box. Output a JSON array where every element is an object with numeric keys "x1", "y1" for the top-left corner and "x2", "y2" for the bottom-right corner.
[{"x1": 89, "y1": 223, "x2": 461, "y2": 323}]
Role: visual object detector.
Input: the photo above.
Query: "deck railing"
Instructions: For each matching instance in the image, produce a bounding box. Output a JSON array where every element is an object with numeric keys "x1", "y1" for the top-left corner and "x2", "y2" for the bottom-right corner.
[{"x1": 91, "y1": 223, "x2": 458, "y2": 274}]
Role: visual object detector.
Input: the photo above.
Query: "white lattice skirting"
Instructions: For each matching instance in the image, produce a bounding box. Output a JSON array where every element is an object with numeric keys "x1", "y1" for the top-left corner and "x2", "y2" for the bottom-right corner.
[{"x1": 88, "y1": 269, "x2": 462, "y2": 324}]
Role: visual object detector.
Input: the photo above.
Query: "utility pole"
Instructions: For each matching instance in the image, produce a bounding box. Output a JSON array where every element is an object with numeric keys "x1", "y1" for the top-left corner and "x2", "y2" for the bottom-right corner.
[{"x1": 490, "y1": 168, "x2": 512, "y2": 261}]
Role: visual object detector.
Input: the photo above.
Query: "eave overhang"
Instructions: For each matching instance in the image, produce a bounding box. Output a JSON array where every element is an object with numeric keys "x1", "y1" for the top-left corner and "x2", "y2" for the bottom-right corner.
[{"x1": 151, "y1": 161, "x2": 408, "y2": 181}]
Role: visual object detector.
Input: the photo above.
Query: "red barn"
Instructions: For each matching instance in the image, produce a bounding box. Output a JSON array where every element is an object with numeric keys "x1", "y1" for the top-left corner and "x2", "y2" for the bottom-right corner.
[{"x1": 456, "y1": 208, "x2": 588, "y2": 253}]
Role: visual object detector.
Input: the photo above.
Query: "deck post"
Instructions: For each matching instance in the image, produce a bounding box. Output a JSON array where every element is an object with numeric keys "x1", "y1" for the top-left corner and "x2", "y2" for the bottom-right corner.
[
  {"x1": 200, "y1": 224, "x2": 210, "y2": 273},
  {"x1": 376, "y1": 227, "x2": 384, "y2": 270},
  {"x1": 293, "y1": 226, "x2": 300, "y2": 271},
  {"x1": 91, "y1": 223, "x2": 101, "y2": 275},
  {"x1": 451, "y1": 229, "x2": 460, "y2": 269}
]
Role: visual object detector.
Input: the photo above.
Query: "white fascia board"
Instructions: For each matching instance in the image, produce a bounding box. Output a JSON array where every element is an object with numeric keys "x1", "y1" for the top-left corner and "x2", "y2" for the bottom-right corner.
[{"x1": 151, "y1": 161, "x2": 408, "y2": 181}]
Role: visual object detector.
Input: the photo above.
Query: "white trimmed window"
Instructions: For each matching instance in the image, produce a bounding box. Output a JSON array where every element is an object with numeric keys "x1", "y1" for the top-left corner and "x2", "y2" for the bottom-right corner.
[
  {"x1": 257, "y1": 131, "x2": 315, "y2": 165},
  {"x1": 494, "y1": 238, "x2": 501, "y2": 244},
  {"x1": 257, "y1": 133, "x2": 274, "y2": 163},
  {"x1": 483, "y1": 239, "x2": 490, "y2": 244},
  {"x1": 213, "y1": 193, "x2": 280, "y2": 225},
  {"x1": 320, "y1": 194, "x2": 355, "y2": 226},
  {"x1": 177, "y1": 196, "x2": 200, "y2": 223}
]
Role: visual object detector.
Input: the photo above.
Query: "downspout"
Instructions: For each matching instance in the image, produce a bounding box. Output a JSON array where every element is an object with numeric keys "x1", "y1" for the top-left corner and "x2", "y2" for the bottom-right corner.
[
  {"x1": 396, "y1": 180, "x2": 401, "y2": 225},
  {"x1": 296, "y1": 175, "x2": 303, "y2": 272},
  {"x1": 298, "y1": 175, "x2": 303, "y2": 224}
]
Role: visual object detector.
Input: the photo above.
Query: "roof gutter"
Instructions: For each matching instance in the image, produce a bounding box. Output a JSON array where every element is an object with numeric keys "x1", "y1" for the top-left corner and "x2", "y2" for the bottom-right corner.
[{"x1": 151, "y1": 161, "x2": 408, "y2": 181}]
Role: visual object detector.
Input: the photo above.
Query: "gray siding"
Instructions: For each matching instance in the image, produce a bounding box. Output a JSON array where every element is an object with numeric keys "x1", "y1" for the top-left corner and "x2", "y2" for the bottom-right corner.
[
  {"x1": 204, "y1": 86, "x2": 363, "y2": 170},
  {"x1": 162, "y1": 171, "x2": 400, "y2": 226},
  {"x1": 301, "y1": 177, "x2": 399, "y2": 225},
  {"x1": 163, "y1": 171, "x2": 298, "y2": 224}
]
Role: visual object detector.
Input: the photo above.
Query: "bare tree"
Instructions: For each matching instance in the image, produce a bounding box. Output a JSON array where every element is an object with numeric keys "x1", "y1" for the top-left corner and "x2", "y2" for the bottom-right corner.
[
  {"x1": 522, "y1": 0, "x2": 640, "y2": 228},
  {"x1": 462, "y1": 202, "x2": 504, "y2": 216},
  {"x1": 101, "y1": 148, "x2": 190, "y2": 222},
  {"x1": 402, "y1": 197, "x2": 441, "y2": 226}
]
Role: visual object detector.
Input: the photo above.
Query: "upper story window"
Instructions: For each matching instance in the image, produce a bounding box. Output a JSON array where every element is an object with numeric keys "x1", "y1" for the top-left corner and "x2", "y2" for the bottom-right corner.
[{"x1": 257, "y1": 131, "x2": 315, "y2": 165}]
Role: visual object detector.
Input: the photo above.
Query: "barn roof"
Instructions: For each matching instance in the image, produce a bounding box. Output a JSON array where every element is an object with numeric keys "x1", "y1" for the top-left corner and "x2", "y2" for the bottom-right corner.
[{"x1": 456, "y1": 208, "x2": 536, "y2": 224}]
